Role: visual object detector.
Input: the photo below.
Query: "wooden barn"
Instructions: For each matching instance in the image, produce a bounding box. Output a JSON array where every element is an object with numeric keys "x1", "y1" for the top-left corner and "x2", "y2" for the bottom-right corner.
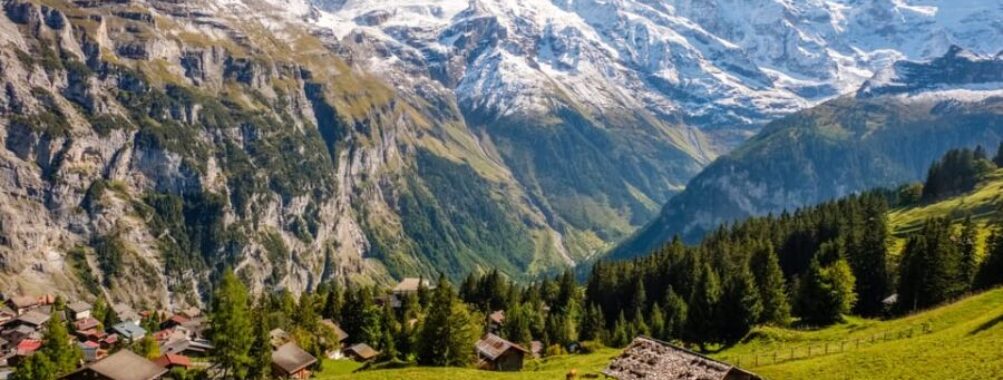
[
  {"x1": 603, "y1": 336, "x2": 762, "y2": 380},
  {"x1": 475, "y1": 333, "x2": 529, "y2": 372}
]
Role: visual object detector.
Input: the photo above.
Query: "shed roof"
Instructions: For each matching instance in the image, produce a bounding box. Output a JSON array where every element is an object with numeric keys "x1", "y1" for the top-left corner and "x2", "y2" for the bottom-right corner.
[
  {"x1": 8, "y1": 296, "x2": 37, "y2": 309},
  {"x1": 153, "y1": 353, "x2": 192, "y2": 368},
  {"x1": 16, "y1": 310, "x2": 50, "y2": 326},
  {"x1": 321, "y1": 319, "x2": 349, "y2": 342},
  {"x1": 476, "y1": 333, "x2": 528, "y2": 361},
  {"x1": 392, "y1": 278, "x2": 429, "y2": 293},
  {"x1": 272, "y1": 342, "x2": 317, "y2": 375},
  {"x1": 489, "y1": 310, "x2": 505, "y2": 325},
  {"x1": 74, "y1": 349, "x2": 168, "y2": 380},
  {"x1": 603, "y1": 336, "x2": 761, "y2": 380},
  {"x1": 67, "y1": 301, "x2": 92, "y2": 313},
  {"x1": 346, "y1": 343, "x2": 379, "y2": 360}
]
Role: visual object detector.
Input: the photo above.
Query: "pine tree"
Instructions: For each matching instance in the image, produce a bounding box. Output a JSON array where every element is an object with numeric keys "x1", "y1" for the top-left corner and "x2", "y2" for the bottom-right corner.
[
  {"x1": 630, "y1": 307, "x2": 650, "y2": 338},
  {"x1": 630, "y1": 279, "x2": 647, "y2": 313},
  {"x1": 42, "y1": 305, "x2": 81, "y2": 375},
  {"x1": 341, "y1": 287, "x2": 381, "y2": 345},
  {"x1": 322, "y1": 283, "x2": 343, "y2": 321},
  {"x1": 10, "y1": 352, "x2": 55, "y2": 380},
  {"x1": 959, "y1": 216, "x2": 978, "y2": 289},
  {"x1": 897, "y1": 219, "x2": 965, "y2": 311},
  {"x1": 610, "y1": 311, "x2": 630, "y2": 347},
  {"x1": 417, "y1": 275, "x2": 478, "y2": 366},
  {"x1": 137, "y1": 335, "x2": 161, "y2": 359},
  {"x1": 847, "y1": 197, "x2": 890, "y2": 316},
  {"x1": 91, "y1": 297, "x2": 108, "y2": 328},
  {"x1": 247, "y1": 299, "x2": 273, "y2": 380},
  {"x1": 209, "y1": 269, "x2": 254, "y2": 378},
  {"x1": 750, "y1": 246, "x2": 790, "y2": 325},
  {"x1": 503, "y1": 303, "x2": 533, "y2": 347},
  {"x1": 797, "y1": 257, "x2": 856, "y2": 325},
  {"x1": 579, "y1": 303, "x2": 606, "y2": 343},
  {"x1": 976, "y1": 228, "x2": 1003, "y2": 289},
  {"x1": 995, "y1": 141, "x2": 1003, "y2": 167},
  {"x1": 719, "y1": 265, "x2": 763, "y2": 342},
  {"x1": 687, "y1": 264, "x2": 722, "y2": 348},
  {"x1": 648, "y1": 303, "x2": 666, "y2": 340},
  {"x1": 662, "y1": 286, "x2": 688, "y2": 340}
]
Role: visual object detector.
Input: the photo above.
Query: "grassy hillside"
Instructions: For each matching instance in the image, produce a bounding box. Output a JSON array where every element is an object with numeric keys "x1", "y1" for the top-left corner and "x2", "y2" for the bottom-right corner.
[
  {"x1": 888, "y1": 168, "x2": 1003, "y2": 255},
  {"x1": 716, "y1": 287, "x2": 1003, "y2": 379},
  {"x1": 319, "y1": 289, "x2": 1003, "y2": 379}
]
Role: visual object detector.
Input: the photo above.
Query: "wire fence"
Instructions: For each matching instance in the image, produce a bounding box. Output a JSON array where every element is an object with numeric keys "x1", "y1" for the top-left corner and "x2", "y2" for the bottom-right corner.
[{"x1": 721, "y1": 323, "x2": 934, "y2": 368}]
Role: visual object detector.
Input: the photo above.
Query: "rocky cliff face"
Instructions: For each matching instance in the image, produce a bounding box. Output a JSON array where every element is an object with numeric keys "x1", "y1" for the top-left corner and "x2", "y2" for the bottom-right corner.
[{"x1": 0, "y1": 0, "x2": 591, "y2": 308}]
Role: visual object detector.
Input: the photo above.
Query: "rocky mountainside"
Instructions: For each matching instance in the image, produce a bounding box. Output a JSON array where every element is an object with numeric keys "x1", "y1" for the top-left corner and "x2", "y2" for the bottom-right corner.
[
  {"x1": 2, "y1": 0, "x2": 1003, "y2": 307},
  {"x1": 611, "y1": 47, "x2": 1003, "y2": 259}
]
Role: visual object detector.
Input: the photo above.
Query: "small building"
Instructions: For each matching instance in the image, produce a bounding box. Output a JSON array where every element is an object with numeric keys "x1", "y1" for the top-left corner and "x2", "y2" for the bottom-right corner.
[
  {"x1": 475, "y1": 333, "x2": 529, "y2": 372},
  {"x1": 67, "y1": 301, "x2": 92, "y2": 321},
  {"x1": 391, "y1": 277, "x2": 430, "y2": 296},
  {"x1": 153, "y1": 353, "x2": 192, "y2": 370},
  {"x1": 344, "y1": 343, "x2": 379, "y2": 362},
  {"x1": 271, "y1": 342, "x2": 317, "y2": 380},
  {"x1": 111, "y1": 322, "x2": 147, "y2": 342},
  {"x1": 159, "y1": 338, "x2": 213, "y2": 358},
  {"x1": 13, "y1": 310, "x2": 50, "y2": 329},
  {"x1": 61, "y1": 349, "x2": 167, "y2": 380},
  {"x1": 113, "y1": 303, "x2": 142, "y2": 325},
  {"x1": 6, "y1": 296, "x2": 38, "y2": 315},
  {"x1": 74, "y1": 317, "x2": 102, "y2": 332},
  {"x1": 489, "y1": 310, "x2": 505, "y2": 332},
  {"x1": 603, "y1": 336, "x2": 762, "y2": 380},
  {"x1": 320, "y1": 319, "x2": 349, "y2": 359},
  {"x1": 79, "y1": 341, "x2": 106, "y2": 362},
  {"x1": 0, "y1": 306, "x2": 17, "y2": 324}
]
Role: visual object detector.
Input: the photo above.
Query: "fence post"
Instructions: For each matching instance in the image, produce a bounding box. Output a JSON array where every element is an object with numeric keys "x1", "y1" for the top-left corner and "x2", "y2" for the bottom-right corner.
[
  {"x1": 808, "y1": 345, "x2": 812, "y2": 357},
  {"x1": 773, "y1": 351, "x2": 778, "y2": 364}
]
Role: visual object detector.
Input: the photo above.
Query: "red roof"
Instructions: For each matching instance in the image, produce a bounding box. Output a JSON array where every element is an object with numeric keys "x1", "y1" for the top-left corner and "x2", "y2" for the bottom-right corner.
[
  {"x1": 81, "y1": 341, "x2": 100, "y2": 349},
  {"x1": 103, "y1": 334, "x2": 119, "y2": 344},
  {"x1": 153, "y1": 354, "x2": 192, "y2": 368},
  {"x1": 17, "y1": 339, "x2": 42, "y2": 354}
]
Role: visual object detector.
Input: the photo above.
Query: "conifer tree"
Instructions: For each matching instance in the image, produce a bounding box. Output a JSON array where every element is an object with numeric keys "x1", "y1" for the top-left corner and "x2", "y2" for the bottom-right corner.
[
  {"x1": 209, "y1": 270, "x2": 254, "y2": 378},
  {"x1": 417, "y1": 275, "x2": 478, "y2": 366},
  {"x1": 750, "y1": 246, "x2": 790, "y2": 324},
  {"x1": 959, "y1": 216, "x2": 978, "y2": 288},
  {"x1": 797, "y1": 257, "x2": 856, "y2": 325},
  {"x1": 39, "y1": 307, "x2": 82, "y2": 377},
  {"x1": 503, "y1": 303, "x2": 533, "y2": 347},
  {"x1": 322, "y1": 282, "x2": 343, "y2": 321},
  {"x1": 897, "y1": 219, "x2": 964, "y2": 311},
  {"x1": 246, "y1": 299, "x2": 273, "y2": 380},
  {"x1": 662, "y1": 286, "x2": 688, "y2": 340},
  {"x1": 610, "y1": 311, "x2": 630, "y2": 348},
  {"x1": 648, "y1": 303, "x2": 666, "y2": 340},
  {"x1": 10, "y1": 352, "x2": 55, "y2": 380},
  {"x1": 976, "y1": 228, "x2": 1003, "y2": 290},
  {"x1": 719, "y1": 265, "x2": 762, "y2": 341},
  {"x1": 994, "y1": 141, "x2": 1003, "y2": 167},
  {"x1": 687, "y1": 264, "x2": 722, "y2": 348},
  {"x1": 579, "y1": 303, "x2": 606, "y2": 343}
]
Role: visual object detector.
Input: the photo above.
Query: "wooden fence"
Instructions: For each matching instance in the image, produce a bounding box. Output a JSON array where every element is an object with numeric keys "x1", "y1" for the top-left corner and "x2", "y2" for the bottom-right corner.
[{"x1": 723, "y1": 323, "x2": 933, "y2": 368}]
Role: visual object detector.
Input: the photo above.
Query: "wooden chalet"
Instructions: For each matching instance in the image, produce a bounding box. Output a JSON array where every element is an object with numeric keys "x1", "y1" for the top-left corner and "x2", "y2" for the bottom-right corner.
[
  {"x1": 271, "y1": 342, "x2": 317, "y2": 379},
  {"x1": 61, "y1": 349, "x2": 167, "y2": 380},
  {"x1": 344, "y1": 342, "x2": 379, "y2": 362},
  {"x1": 67, "y1": 301, "x2": 92, "y2": 321},
  {"x1": 475, "y1": 333, "x2": 529, "y2": 372},
  {"x1": 603, "y1": 336, "x2": 762, "y2": 380},
  {"x1": 153, "y1": 353, "x2": 192, "y2": 370}
]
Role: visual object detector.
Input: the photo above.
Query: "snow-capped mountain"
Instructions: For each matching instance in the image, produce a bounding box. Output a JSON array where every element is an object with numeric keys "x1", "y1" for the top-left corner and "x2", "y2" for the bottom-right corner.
[{"x1": 299, "y1": 0, "x2": 1003, "y2": 143}]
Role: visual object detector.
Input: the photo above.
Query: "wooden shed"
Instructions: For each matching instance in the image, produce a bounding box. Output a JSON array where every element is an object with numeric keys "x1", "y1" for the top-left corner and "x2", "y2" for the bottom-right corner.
[
  {"x1": 603, "y1": 336, "x2": 762, "y2": 380},
  {"x1": 475, "y1": 333, "x2": 529, "y2": 372}
]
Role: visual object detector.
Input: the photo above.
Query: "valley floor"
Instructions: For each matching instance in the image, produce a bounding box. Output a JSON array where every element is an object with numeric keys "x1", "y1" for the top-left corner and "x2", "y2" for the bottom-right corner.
[{"x1": 320, "y1": 288, "x2": 1003, "y2": 379}]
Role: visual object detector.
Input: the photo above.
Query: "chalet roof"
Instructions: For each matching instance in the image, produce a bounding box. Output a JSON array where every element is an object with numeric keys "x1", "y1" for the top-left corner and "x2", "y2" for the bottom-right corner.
[
  {"x1": 272, "y1": 342, "x2": 317, "y2": 375},
  {"x1": 16, "y1": 310, "x2": 50, "y2": 326},
  {"x1": 321, "y1": 319, "x2": 349, "y2": 342},
  {"x1": 392, "y1": 278, "x2": 429, "y2": 293},
  {"x1": 8, "y1": 296, "x2": 37, "y2": 309},
  {"x1": 476, "y1": 333, "x2": 529, "y2": 361},
  {"x1": 16, "y1": 339, "x2": 42, "y2": 355},
  {"x1": 67, "y1": 301, "x2": 92, "y2": 314},
  {"x1": 74, "y1": 317, "x2": 101, "y2": 331},
  {"x1": 72, "y1": 349, "x2": 168, "y2": 380},
  {"x1": 346, "y1": 343, "x2": 379, "y2": 360},
  {"x1": 112, "y1": 322, "x2": 147, "y2": 339},
  {"x1": 489, "y1": 310, "x2": 505, "y2": 325},
  {"x1": 153, "y1": 353, "x2": 192, "y2": 368},
  {"x1": 603, "y1": 336, "x2": 761, "y2": 380}
]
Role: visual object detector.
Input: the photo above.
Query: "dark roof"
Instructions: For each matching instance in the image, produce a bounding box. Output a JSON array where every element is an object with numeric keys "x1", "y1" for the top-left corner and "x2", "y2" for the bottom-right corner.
[
  {"x1": 603, "y1": 336, "x2": 761, "y2": 380},
  {"x1": 476, "y1": 333, "x2": 529, "y2": 361},
  {"x1": 67, "y1": 301, "x2": 92, "y2": 314},
  {"x1": 68, "y1": 349, "x2": 167, "y2": 380},
  {"x1": 272, "y1": 342, "x2": 317, "y2": 375},
  {"x1": 74, "y1": 318, "x2": 101, "y2": 331},
  {"x1": 16, "y1": 310, "x2": 50, "y2": 326},
  {"x1": 8, "y1": 296, "x2": 37, "y2": 309},
  {"x1": 346, "y1": 343, "x2": 379, "y2": 360}
]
